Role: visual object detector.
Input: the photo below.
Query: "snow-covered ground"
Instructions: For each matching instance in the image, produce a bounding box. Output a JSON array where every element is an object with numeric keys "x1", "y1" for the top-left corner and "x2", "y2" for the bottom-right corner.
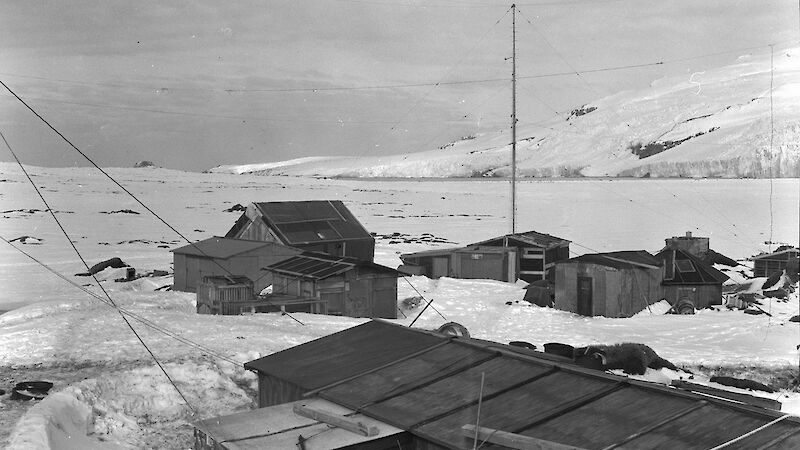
[
  {"x1": 209, "y1": 46, "x2": 800, "y2": 179},
  {"x1": 0, "y1": 164, "x2": 798, "y2": 448}
]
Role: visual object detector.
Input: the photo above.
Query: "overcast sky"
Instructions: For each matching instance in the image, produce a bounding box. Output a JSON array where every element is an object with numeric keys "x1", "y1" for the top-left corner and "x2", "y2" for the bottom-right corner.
[{"x1": 0, "y1": 0, "x2": 795, "y2": 171}]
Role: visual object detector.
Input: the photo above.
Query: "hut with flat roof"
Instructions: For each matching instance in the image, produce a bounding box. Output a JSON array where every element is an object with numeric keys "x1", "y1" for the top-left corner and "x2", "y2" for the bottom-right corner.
[{"x1": 554, "y1": 251, "x2": 663, "y2": 317}]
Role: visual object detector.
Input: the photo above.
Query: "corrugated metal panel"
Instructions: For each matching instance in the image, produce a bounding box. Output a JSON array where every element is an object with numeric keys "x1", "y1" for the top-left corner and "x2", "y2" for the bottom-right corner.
[
  {"x1": 361, "y1": 357, "x2": 552, "y2": 429},
  {"x1": 320, "y1": 344, "x2": 493, "y2": 410},
  {"x1": 413, "y1": 370, "x2": 615, "y2": 448},
  {"x1": 268, "y1": 255, "x2": 354, "y2": 280},
  {"x1": 517, "y1": 386, "x2": 698, "y2": 448},
  {"x1": 244, "y1": 321, "x2": 447, "y2": 391},
  {"x1": 171, "y1": 237, "x2": 272, "y2": 259}
]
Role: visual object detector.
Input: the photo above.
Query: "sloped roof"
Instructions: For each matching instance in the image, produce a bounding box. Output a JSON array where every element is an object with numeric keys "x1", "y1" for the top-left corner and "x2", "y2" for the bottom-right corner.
[
  {"x1": 171, "y1": 237, "x2": 285, "y2": 259},
  {"x1": 657, "y1": 248, "x2": 729, "y2": 284},
  {"x1": 566, "y1": 250, "x2": 661, "y2": 269},
  {"x1": 264, "y1": 252, "x2": 397, "y2": 280},
  {"x1": 227, "y1": 201, "x2": 372, "y2": 245},
  {"x1": 471, "y1": 230, "x2": 570, "y2": 248},
  {"x1": 243, "y1": 320, "x2": 798, "y2": 449}
]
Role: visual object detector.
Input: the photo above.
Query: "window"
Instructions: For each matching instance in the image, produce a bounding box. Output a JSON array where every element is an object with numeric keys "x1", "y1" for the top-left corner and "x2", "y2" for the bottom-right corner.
[{"x1": 675, "y1": 259, "x2": 695, "y2": 272}]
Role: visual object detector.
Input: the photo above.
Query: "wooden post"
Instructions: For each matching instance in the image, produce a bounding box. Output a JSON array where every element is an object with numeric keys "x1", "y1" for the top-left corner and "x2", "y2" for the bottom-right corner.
[
  {"x1": 461, "y1": 424, "x2": 586, "y2": 450},
  {"x1": 293, "y1": 404, "x2": 379, "y2": 437}
]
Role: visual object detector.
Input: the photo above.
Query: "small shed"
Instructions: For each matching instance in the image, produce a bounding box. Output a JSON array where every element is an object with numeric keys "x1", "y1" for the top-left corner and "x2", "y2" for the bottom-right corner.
[
  {"x1": 399, "y1": 245, "x2": 517, "y2": 282},
  {"x1": 470, "y1": 230, "x2": 571, "y2": 282},
  {"x1": 197, "y1": 276, "x2": 255, "y2": 315},
  {"x1": 656, "y1": 248, "x2": 730, "y2": 309},
  {"x1": 171, "y1": 237, "x2": 301, "y2": 293},
  {"x1": 225, "y1": 200, "x2": 375, "y2": 262},
  {"x1": 225, "y1": 320, "x2": 800, "y2": 450},
  {"x1": 264, "y1": 252, "x2": 399, "y2": 319},
  {"x1": 752, "y1": 246, "x2": 799, "y2": 278},
  {"x1": 554, "y1": 251, "x2": 663, "y2": 317}
]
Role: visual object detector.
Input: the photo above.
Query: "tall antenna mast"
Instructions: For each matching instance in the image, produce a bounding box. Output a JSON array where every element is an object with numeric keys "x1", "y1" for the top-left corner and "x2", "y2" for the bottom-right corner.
[{"x1": 511, "y1": 3, "x2": 517, "y2": 234}]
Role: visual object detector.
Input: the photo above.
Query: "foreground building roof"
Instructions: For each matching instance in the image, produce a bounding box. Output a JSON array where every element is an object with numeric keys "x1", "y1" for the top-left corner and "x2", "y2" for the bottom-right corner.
[{"x1": 238, "y1": 320, "x2": 798, "y2": 449}]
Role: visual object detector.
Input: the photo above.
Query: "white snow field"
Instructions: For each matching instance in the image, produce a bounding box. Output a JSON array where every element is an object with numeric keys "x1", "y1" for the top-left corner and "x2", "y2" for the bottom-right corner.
[
  {"x1": 0, "y1": 164, "x2": 798, "y2": 448},
  {"x1": 209, "y1": 46, "x2": 800, "y2": 179}
]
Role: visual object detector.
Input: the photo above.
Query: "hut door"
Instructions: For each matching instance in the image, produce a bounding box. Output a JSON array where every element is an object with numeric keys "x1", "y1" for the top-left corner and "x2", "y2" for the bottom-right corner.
[
  {"x1": 432, "y1": 257, "x2": 449, "y2": 278},
  {"x1": 577, "y1": 276, "x2": 593, "y2": 316}
]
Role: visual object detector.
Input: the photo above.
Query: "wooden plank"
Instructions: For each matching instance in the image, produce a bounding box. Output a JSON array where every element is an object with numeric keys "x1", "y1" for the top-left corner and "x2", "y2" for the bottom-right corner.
[
  {"x1": 293, "y1": 404, "x2": 379, "y2": 437},
  {"x1": 670, "y1": 380, "x2": 782, "y2": 411},
  {"x1": 461, "y1": 424, "x2": 586, "y2": 450}
]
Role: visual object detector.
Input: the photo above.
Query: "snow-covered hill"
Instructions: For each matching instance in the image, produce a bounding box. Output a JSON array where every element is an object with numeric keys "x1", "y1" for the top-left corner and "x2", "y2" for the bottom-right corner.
[{"x1": 210, "y1": 47, "x2": 800, "y2": 178}]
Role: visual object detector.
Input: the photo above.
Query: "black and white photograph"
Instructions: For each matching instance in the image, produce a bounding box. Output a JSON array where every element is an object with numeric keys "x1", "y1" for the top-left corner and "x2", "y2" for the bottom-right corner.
[{"x1": 1, "y1": 1, "x2": 799, "y2": 448}]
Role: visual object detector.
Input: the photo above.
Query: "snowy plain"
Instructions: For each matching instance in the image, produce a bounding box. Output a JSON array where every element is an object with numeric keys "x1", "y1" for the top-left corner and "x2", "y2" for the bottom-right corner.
[{"x1": 0, "y1": 164, "x2": 798, "y2": 448}]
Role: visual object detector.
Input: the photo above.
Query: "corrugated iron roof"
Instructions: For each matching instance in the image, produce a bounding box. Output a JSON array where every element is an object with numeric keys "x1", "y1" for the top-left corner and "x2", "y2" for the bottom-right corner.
[
  {"x1": 241, "y1": 320, "x2": 798, "y2": 449},
  {"x1": 265, "y1": 251, "x2": 397, "y2": 280},
  {"x1": 171, "y1": 237, "x2": 281, "y2": 259},
  {"x1": 254, "y1": 200, "x2": 372, "y2": 244},
  {"x1": 470, "y1": 230, "x2": 570, "y2": 248},
  {"x1": 566, "y1": 250, "x2": 662, "y2": 269}
]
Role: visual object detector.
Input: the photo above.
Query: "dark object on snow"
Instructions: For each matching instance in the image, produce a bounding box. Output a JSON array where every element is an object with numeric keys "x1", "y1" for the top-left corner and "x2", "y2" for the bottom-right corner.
[
  {"x1": 509, "y1": 341, "x2": 537, "y2": 350},
  {"x1": 762, "y1": 270, "x2": 784, "y2": 290},
  {"x1": 133, "y1": 160, "x2": 155, "y2": 168},
  {"x1": 75, "y1": 257, "x2": 128, "y2": 276},
  {"x1": 436, "y1": 322, "x2": 470, "y2": 338},
  {"x1": 667, "y1": 298, "x2": 696, "y2": 315},
  {"x1": 744, "y1": 309, "x2": 764, "y2": 315},
  {"x1": 544, "y1": 342, "x2": 575, "y2": 358},
  {"x1": 101, "y1": 209, "x2": 140, "y2": 214},
  {"x1": 573, "y1": 343, "x2": 680, "y2": 375},
  {"x1": 224, "y1": 203, "x2": 246, "y2": 212},
  {"x1": 710, "y1": 375, "x2": 775, "y2": 393},
  {"x1": 524, "y1": 280, "x2": 555, "y2": 307},
  {"x1": 11, "y1": 381, "x2": 53, "y2": 401},
  {"x1": 0, "y1": 388, "x2": 5, "y2": 395},
  {"x1": 790, "y1": 315, "x2": 800, "y2": 323},
  {"x1": 763, "y1": 288, "x2": 788, "y2": 299}
]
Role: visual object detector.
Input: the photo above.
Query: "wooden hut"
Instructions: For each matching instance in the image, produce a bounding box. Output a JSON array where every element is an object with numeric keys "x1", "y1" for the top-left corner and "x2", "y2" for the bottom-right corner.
[
  {"x1": 195, "y1": 320, "x2": 800, "y2": 450},
  {"x1": 399, "y1": 230, "x2": 570, "y2": 284},
  {"x1": 263, "y1": 252, "x2": 398, "y2": 319},
  {"x1": 399, "y1": 245, "x2": 517, "y2": 282},
  {"x1": 656, "y1": 248, "x2": 730, "y2": 309},
  {"x1": 470, "y1": 230, "x2": 570, "y2": 282},
  {"x1": 752, "y1": 246, "x2": 799, "y2": 277},
  {"x1": 225, "y1": 200, "x2": 375, "y2": 262},
  {"x1": 171, "y1": 237, "x2": 301, "y2": 293},
  {"x1": 554, "y1": 251, "x2": 663, "y2": 317}
]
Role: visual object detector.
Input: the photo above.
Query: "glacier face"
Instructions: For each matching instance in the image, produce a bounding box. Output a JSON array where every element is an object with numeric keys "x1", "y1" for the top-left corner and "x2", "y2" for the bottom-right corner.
[{"x1": 211, "y1": 47, "x2": 800, "y2": 178}]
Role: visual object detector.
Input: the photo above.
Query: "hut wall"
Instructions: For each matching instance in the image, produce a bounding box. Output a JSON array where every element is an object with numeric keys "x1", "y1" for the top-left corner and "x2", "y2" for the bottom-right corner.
[
  {"x1": 662, "y1": 284, "x2": 722, "y2": 309},
  {"x1": 754, "y1": 253, "x2": 798, "y2": 277},
  {"x1": 604, "y1": 267, "x2": 662, "y2": 318},
  {"x1": 258, "y1": 374, "x2": 305, "y2": 408},
  {"x1": 173, "y1": 253, "x2": 189, "y2": 291}
]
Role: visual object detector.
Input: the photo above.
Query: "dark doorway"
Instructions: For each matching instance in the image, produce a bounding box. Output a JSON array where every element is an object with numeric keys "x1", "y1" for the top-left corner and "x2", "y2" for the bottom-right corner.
[{"x1": 577, "y1": 276, "x2": 593, "y2": 316}]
